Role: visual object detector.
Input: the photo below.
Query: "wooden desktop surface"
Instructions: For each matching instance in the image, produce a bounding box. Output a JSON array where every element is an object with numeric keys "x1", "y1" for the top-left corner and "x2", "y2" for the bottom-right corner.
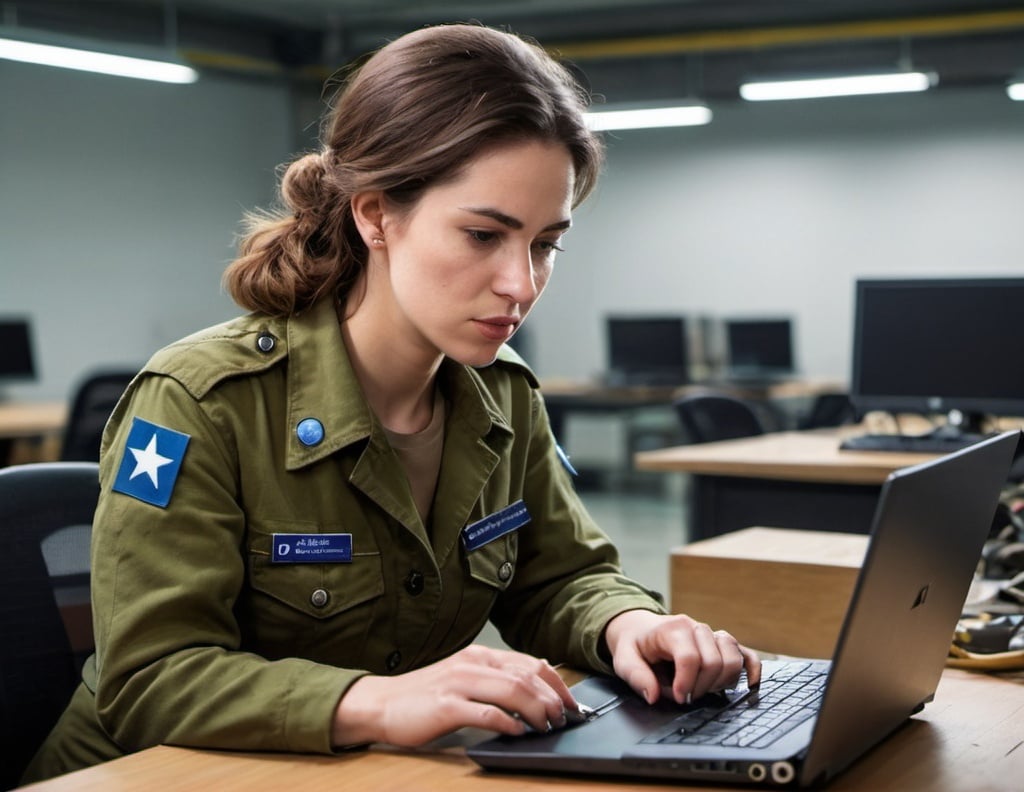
[
  {"x1": 633, "y1": 428, "x2": 932, "y2": 485},
  {"x1": 17, "y1": 668, "x2": 1023, "y2": 791},
  {"x1": 0, "y1": 400, "x2": 67, "y2": 464},
  {"x1": 634, "y1": 416, "x2": 1024, "y2": 487},
  {"x1": 0, "y1": 401, "x2": 67, "y2": 439}
]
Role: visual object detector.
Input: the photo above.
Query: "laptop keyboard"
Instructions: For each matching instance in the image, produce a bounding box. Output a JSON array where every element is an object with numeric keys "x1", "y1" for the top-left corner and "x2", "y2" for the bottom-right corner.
[{"x1": 641, "y1": 660, "x2": 830, "y2": 750}]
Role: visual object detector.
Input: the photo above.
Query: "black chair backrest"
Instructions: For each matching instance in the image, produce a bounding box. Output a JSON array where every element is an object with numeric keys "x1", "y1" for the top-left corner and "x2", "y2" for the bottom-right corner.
[
  {"x1": 0, "y1": 461, "x2": 99, "y2": 790},
  {"x1": 673, "y1": 393, "x2": 767, "y2": 444},
  {"x1": 798, "y1": 392, "x2": 857, "y2": 430},
  {"x1": 61, "y1": 370, "x2": 137, "y2": 462}
]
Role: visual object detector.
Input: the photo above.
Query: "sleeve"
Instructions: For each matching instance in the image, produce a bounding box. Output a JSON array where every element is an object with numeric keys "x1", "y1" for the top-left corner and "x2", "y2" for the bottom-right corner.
[
  {"x1": 488, "y1": 387, "x2": 667, "y2": 674},
  {"x1": 90, "y1": 374, "x2": 361, "y2": 754}
]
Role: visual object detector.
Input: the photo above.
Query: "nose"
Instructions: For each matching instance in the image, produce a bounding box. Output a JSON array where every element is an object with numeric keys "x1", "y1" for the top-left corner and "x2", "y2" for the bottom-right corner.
[{"x1": 494, "y1": 247, "x2": 539, "y2": 304}]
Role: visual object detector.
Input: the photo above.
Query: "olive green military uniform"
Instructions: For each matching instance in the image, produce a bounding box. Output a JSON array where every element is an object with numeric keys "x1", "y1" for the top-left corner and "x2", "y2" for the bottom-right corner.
[{"x1": 24, "y1": 297, "x2": 664, "y2": 781}]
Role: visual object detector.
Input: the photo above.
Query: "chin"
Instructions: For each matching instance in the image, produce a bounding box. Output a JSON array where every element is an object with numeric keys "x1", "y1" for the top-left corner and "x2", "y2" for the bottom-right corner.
[{"x1": 446, "y1": 344, "x2": 502, "y2": 369}]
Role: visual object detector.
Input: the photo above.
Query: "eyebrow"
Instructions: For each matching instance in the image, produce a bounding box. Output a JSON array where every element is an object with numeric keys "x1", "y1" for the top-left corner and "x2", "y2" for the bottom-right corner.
[{"x1": 460, "y1": 207, "x2": 572, "y2": 233}]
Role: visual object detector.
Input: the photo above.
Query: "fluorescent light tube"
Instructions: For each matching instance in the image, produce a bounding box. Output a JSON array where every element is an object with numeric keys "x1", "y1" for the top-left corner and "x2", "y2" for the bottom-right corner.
[
  {"x1": 0, "y1": 37, "x2": 198, "y2": 83},
  {"x1": 586, "y1": 104, "x2": 712, "y2": 131},
  {"x1": 740, "y1": 72, "x2": 932, "y2": 101},
  {"x1": 1008, "y1": 82, "x2": 1024, "y2": 101}
]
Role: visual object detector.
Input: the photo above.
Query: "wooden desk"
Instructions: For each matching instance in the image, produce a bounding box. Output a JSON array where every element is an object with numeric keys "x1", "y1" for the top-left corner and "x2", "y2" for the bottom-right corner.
[
  {"x1": 17, "y1": 668, "x2": 1024, "y2": 791},
  {"x1": 634, "y1": 428, "x2": 935, "y2": 540},
  {"x1": 0, "y1": 400, "x2": 67, "y2": 465}
]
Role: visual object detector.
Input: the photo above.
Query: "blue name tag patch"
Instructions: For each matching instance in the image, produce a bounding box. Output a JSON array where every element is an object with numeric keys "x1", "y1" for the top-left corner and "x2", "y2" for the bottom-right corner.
[
  {"x1": 112, "y1": 417, "x2": 191, "y2": 508},
  {"x1": 462, "y1": 500, "x2": 531, "y2": 551},
  {"x1": 272, "y1": 533, "x2": 353, "y2": 564}
]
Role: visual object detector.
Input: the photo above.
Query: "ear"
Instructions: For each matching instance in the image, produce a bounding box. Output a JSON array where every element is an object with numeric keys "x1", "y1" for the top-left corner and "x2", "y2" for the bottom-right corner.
[{"x1": 350, "y1": 191, "x2": 386, "y2": 248}]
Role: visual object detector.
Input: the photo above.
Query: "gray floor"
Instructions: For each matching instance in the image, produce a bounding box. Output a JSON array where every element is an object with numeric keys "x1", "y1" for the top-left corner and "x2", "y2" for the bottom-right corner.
[{"x1": 476, "y1": 475, "x2": 688, "y2": 650}]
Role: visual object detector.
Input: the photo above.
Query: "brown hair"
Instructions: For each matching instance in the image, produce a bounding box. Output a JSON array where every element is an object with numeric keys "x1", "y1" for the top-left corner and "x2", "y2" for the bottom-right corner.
[{"x1": 223, "y1": 23, "x2": 604, "y2": 317}]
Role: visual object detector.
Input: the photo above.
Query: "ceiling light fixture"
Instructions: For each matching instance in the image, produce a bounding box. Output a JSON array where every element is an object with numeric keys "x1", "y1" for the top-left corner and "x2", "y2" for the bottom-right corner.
[
  {"x1": 1008, "y1": 82, "x2": 1024, "y2": 100},
  {"x1": 740, "y1": 71, "x2": 933, "y2": 101},
  {"x1": 585, "y1": 103, "x2": 712, "y2": 131},
  {"x1": 0, "y1": 32, "x2": 197, "y2": 84}
]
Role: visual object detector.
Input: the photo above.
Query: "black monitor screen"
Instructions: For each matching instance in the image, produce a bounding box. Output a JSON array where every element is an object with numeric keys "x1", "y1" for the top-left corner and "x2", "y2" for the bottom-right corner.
[
  {"x1": 726, "y1": 319, "x2": 794, "y2": 372},
  {"x1": 0, "y1": 319, "x2": 36, "y2": 381},
  {"x1": 606, "y1": 316, "x2": 688, "y2": 386},
  {"x1": 851, "y1": 278, "x2": 1024, "y2": 419}
]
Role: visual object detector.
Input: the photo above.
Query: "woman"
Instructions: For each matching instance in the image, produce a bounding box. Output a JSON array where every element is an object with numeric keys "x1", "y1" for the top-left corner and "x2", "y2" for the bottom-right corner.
[{"x1": 25, "y1": 22, "x2": 759, "y2": 780}]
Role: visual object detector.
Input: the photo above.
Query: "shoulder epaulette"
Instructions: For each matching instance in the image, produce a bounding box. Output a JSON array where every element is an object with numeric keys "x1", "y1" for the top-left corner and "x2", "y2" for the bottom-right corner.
[{"x1": 143, "y1": 313, "x2": 288, "y2": 399}]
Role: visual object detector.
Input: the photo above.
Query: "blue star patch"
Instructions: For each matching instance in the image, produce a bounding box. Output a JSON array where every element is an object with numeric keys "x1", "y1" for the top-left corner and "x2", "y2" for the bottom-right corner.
[{"x1": 112, "y1": 417, "x2": 191, "y2": 507}]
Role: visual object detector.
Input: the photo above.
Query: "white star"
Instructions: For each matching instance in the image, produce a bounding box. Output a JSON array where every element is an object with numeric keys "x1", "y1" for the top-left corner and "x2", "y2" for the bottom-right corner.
[{"x1": 129, "y1": 433, "x2": 173, "y2": 488}]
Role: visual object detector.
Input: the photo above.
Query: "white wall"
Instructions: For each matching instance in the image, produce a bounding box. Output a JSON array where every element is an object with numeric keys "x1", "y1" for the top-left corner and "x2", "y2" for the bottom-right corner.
[
  {"x1": 3, "y1": 65, "x2": 1022, "y2": 403},
  {"x1": 528, "y1": 87, "x2": 1024, "y2": 384},
  {"x1": 0, "y1": 60, "x2": 295, "y2": 400}
]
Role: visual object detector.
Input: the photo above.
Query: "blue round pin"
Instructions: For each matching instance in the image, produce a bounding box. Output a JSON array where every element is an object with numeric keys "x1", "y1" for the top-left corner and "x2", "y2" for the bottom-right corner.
[{"x1": 296, "y1": 418, "x2": 325, "y2": 447}]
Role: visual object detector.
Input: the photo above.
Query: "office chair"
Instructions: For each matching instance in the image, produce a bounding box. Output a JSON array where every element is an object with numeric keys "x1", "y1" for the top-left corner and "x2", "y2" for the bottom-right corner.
[
  {"x1": 0, "y1": 461, "x2": 99, "y2": 790},
  {"x1": 798, "y1": 392, "x2": 857, "y2": 430},
  {"x1": 60, "y1": 369, "x2": 137, "y2": 461},
  {"x1": 673, "y1": 392, "x2": 768, "y2": 444}
]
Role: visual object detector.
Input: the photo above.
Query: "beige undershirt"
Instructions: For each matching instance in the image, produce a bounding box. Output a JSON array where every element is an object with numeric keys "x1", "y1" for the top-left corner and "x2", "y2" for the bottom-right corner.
[{"x1": 382, "y1": 392, "x2": 446, "y2": 526}]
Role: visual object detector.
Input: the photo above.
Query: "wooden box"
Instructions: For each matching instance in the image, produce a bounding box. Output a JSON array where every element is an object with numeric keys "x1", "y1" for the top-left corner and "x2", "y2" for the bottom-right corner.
[{"x1": 670, "y1": 527, "x2": 869, "y2": 659}]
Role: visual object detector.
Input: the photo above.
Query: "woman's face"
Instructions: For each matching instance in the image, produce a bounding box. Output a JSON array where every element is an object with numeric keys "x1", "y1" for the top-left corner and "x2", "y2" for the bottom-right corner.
[{"x1": 373, "y1": 140, "x2": 575, "y2": 368}]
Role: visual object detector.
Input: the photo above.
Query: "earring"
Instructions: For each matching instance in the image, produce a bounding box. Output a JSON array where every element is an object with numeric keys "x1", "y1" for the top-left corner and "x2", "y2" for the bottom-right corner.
[{"x1": 371, "y1": 236, "x2": 385, "y2": 247}]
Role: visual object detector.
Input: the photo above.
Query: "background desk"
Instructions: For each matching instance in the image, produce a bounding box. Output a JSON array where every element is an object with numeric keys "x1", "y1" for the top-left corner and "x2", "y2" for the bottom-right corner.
[
  {"x1": 540, "y1": 378, "x2": 844, "y2": 438},
  {"x1": 0, "y1": 401, "x2": 67, "y2": 465},
  {"x1": 540, "y1": 379, "x2": 843, "y2": 490},
  {"x1": 17, "y1": 668, "x2": 1023, "y2": 791},
  {"x1": 634, "y1": 429, "x2": 936, "y2": 540}
]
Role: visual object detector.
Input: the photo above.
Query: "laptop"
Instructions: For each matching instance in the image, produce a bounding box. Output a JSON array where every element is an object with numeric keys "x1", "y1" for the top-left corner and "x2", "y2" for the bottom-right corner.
[{"x1": 468, "y1": 430, "x2": 1021, "y2": 787}]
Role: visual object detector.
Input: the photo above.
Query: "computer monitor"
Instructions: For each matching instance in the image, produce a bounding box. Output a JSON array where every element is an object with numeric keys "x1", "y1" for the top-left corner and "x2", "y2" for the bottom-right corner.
[
  {"x1": 0, "y1": 318, "x2": 36, "y2": 384},
  {"x1": 850, "y1": 277, "x2": 1024, "y2": 435},
  {"x1": 725, "y1": 318, "x2": 794, "y2": 379},
  {"x1": 605, "y1": 316, "x2": 689, "y2": 386}
]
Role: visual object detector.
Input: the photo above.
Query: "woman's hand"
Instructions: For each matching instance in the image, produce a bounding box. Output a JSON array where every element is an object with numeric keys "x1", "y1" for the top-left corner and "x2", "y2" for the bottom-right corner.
[
  {"x1": 604, "y1": 610, "x2": 761, "y2": 706},
  {"x1": 331, "y1": 644, "x2": 578, "y2": 748}
]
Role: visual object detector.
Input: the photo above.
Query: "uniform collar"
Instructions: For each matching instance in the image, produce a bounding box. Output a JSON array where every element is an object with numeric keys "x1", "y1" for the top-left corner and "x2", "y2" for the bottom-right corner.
[
  {"x1": 284, "y1": 298, "x2": 373, "y2": 470},
  {"x1": 283, "y1": 297, "x2": 513, "y2": 471}
]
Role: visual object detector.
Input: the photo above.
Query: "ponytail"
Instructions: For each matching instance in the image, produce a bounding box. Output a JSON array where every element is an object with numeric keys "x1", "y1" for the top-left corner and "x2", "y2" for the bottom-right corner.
[{"x1": 223, "y1": 151, "x2": 364, "y2": 316}]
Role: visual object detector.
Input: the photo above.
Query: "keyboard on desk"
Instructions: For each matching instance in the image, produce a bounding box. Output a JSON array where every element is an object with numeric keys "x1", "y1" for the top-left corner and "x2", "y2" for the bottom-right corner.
[
  {"x1": 642, "y1": 660, "x2": 829, "y2": 750},
  {"x1": 839, "y1": 432, "x2": 993, "y2": 454}
]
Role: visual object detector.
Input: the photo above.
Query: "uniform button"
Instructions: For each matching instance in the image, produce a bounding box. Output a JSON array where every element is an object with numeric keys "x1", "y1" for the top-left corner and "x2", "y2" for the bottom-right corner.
[
  {"x1": 404, "y1": 570, "x2": 424, "y2": 596},
  {"x1": 256, "y1": 332, "x2": 276, "y2": 353},
  {"x1": 385, "y1": 650, "x2": 402, "y2": 672},
  {"x1": 498, "y1": 561, "x2": 513, "y2": 582},
  {"x1": 296, "y1": 418, "x2": 325, "y2": 446},
  {"x1": 310, "y1": 588, "x2": 329, "y2": 608}
]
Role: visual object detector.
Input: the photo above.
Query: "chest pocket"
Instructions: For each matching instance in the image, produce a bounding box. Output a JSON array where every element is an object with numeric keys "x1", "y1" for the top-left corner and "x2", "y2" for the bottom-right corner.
[
  {"x1": 248, "y1": 519, "x2": 384, "y2": 619},
  {"x1": 464, "y1": 530, "x2": 518, "y2": 591}
]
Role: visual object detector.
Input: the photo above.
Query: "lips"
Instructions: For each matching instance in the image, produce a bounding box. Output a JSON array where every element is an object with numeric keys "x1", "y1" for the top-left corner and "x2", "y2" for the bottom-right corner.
[{"x1": 473, "y1": 317, "x2": 518, "y2": 341}]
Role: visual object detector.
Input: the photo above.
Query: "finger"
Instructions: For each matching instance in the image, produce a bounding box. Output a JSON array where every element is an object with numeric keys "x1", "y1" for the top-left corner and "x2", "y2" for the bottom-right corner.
[
  {"x1": 707, "y1": 630, "x2": 746, "y2": 691},
  {"x1": 478, "y1": 649, "x2": 577, "y2": 729},
  {"x1": 666, "y1": 635, "x2": 702, "y2": 705},
  {"x1": 446, "y1": 699, "x2": 528, "y2": 739},
  {"x1": 531, "y1": 657, "x2": 579, "y2": 715},
  {"x1": 740, "y1": 644, "x2": 762, "y2": 687},
  {"x1": 613, "y1": 640, "x2": 662, "y2": 705},
  {"x1": 479, "y1": 664, "x2": 567, "y2": 734},
  {"x1": 523, "y1": 666, "x2": 572, "y2": 730},
  {"x1": 679, "y1": 622, "x2": 722, "y2": 701}
]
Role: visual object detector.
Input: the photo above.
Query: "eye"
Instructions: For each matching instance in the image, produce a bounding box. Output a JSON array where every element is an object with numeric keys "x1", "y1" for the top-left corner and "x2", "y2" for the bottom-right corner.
[
  {"x1": 467, "y1": 229, "x2": 499, "y2": 245},
  {"x1": 534, "y1": 239, "x2": 565, "y2": 255}
]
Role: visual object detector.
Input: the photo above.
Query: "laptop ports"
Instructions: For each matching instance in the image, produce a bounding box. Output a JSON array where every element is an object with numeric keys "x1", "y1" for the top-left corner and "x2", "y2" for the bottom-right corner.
[{"x1": 771, "y1": 761, "x2": 796, "y2": 784}]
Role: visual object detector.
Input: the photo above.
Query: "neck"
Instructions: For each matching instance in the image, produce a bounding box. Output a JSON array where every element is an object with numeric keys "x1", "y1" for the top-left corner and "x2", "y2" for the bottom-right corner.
[{"x1": 340, "y1": 293, "x2": 443, "y2": 435}]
